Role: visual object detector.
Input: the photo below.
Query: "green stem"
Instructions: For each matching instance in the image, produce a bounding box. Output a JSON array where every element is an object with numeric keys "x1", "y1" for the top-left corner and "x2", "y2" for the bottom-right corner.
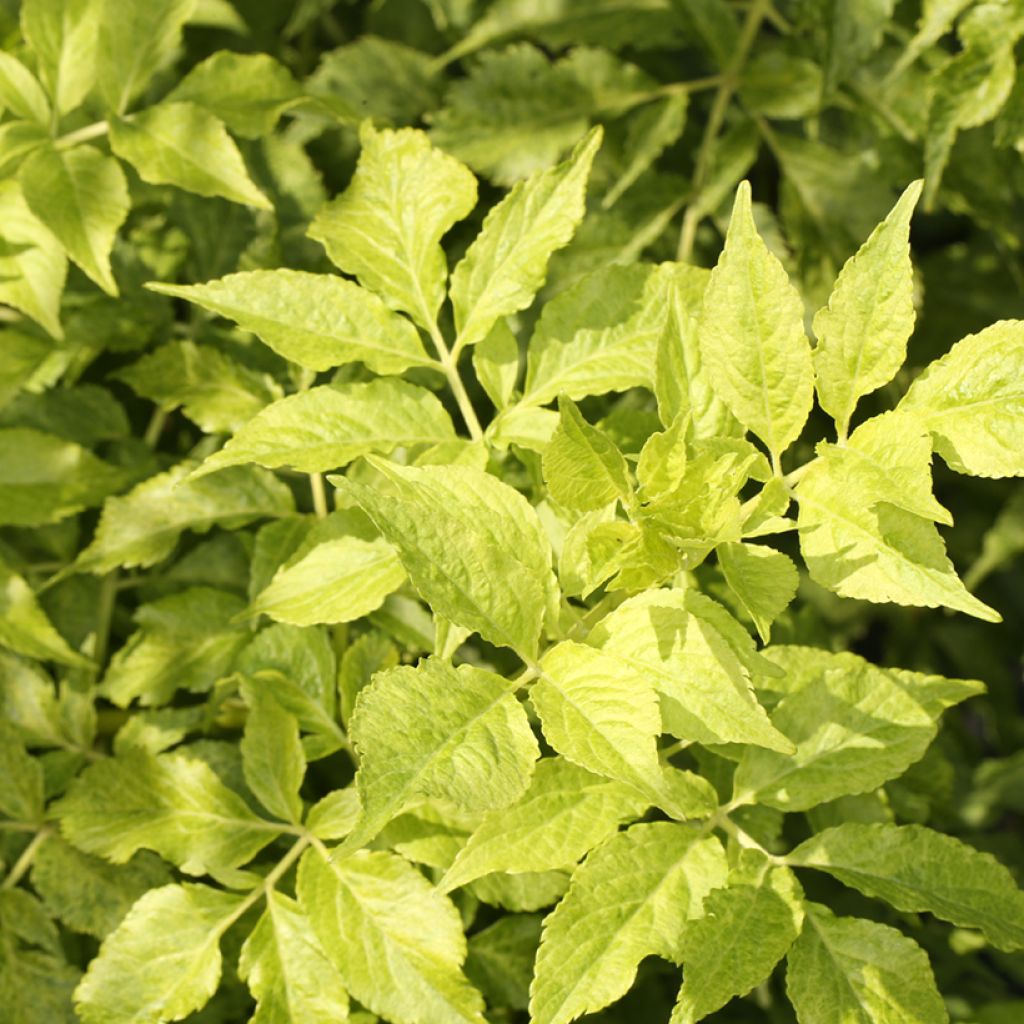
[
  {"x1": 309, "y1": 472, "x2": 329, "y2": 518},
  {"x1": 223, "y1": 835, "x2": 310, "y2": 927},
  {"x1": 2, "y1": 828, "x2": 51, "y2": 890},
  {"x1": 55, "y1": 119, "x2": 110, "y2": 149},
  {"x1": 676, "y1": 0, "x2": 771, "y2": 262},
  {"x1": 428, "y1": 323, "x2": 484, "y2": 441},
  {"x1": 659, "y1": 738, "x2": 692, "y2": 762},
  {"x1": 92, "y1": 571, "x2": 118, "y2": 670}
]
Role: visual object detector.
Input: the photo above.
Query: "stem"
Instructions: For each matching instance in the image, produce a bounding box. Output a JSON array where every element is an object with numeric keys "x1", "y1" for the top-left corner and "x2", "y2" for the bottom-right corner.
[
  {"x1": 659, "y1": 738, "x2": 692, "y2": 762},
  {"x1": 2, "y1": 828, "x2": 51, "y2": 890},
  {"x1": 92, "y1": 571, "x2": 118, "y2": 669},
  {"x1": 143, "y1": 407, "x2": 168, "y2": 448},
  {"x1": 427, "y1": 322, "x2": 483, "y2": 441},
  {"x1": 309, "y1": 472, "x2": 329, "y2": 518},
  {"x1": 718, "y1": 814, "x2": 788, "y2": 865},
  {"x1": 55, "y1": 119, "x2": 110, "y2": 149},
  {"x1": 224, "y1": 835, "x2": 310, "y2": 927},
  {"x1": 676, "y1": 0, "x2": 771, "y2": 262}
]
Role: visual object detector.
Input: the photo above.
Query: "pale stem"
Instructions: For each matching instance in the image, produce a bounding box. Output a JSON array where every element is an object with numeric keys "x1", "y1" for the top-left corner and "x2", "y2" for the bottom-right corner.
[
  {"x1": 2, "y1": 828, "x2": 51, "y2": 890},
  {"x1": 309, "y1": 472, "x2": 329, "y2": 518},
  {"x1": 676, "y1": 0, "x2": 772, "y2": 262}
]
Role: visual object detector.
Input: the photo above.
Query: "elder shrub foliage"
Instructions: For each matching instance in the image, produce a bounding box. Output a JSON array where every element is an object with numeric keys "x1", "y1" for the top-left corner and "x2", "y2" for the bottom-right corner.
[{"x1": 1, "y1": 1, "x2": 1024, "y2": 1023}]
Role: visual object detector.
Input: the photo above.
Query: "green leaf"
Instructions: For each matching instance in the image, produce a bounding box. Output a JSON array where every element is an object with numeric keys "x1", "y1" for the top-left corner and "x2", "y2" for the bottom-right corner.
[
  {"x1": 542, "y1": 397, "x2": 631, "y2": 513},
  {"x1": 717, "y1": 541, "x2": 798, "y2": 643},
  {"x1": 790, "y1": 823, "x2": 1024, "y2": 951},
  {"x1": 589, "y1": 588, "x2": 793, "y2": 752},
  {"x1": 0, "y1": 180, "x2": 67, "y2": 338},
  {"x1": 54, "y1": 747, "x2": 283, "y2": 873},
  {"x1": 652, "y1": 264, "x2": 740, "y2": 438},
  {"x1": 0, "y1": 555, "x2": 88, "y2": 667},
  {"x1": 114, "y1": 339, "x2": 282, "y2": 434},
  {"x1": 20, "y1": 0, "x2": 99, "y2": 115},
  {"x1": 306, "y1": 35, "x2": 440, "y2": 126},
  {"x1": 193, "y1": 379, "x2": 456, "y2": 477},
  {"x1": 698, "y1": 181, "x2": 814, "y2": 464},
  {"x1": 0, "y1": 52, "x2": 51, "y2": 124},
  {"x1": 523, "y1": 263, "x2": 663, "y2": 407},
  {"x1": 149, "y1": 270, "x2": 431, "y2": 374},
  {"x1": 672, "y1": 854, "x2": 804, "y2": 1024},
  {"x1": 440, "y1": 757, "x2": 647, "y2": 891},
  {"x1": 240, "y1": 678, "x2": 306, "y2": 824},
  {"x1": 298, "y1": 847, "x2": 486, "y2": 1024},
  {"x1": 0, "y1": 427, "x2": 127, "y2": 527},
  {"x1": 449, "y1": 126, "x2": 601, "y2": 352},
  {"x1": 0, "y1": 719, "x2": 45, "y2": 822},
  {"x1": 100, "y1": 588, "x2": 248, "y2": 707},
  {"x1": 31, "y1": 839, "x2": 170, "y2": 939},
  {"x1": 109, "y1": 102, "x2": 270, "y2": 209},
  {"x1": 251, "y1": 535, "x2": 405, "y2": 628},
  {"x1": 239, "y1": 891, "x2": 351, "y2": 1024},
  {"x1": 0, "y1": 651, "x2": 64, "y2": 746},
  {"x1": 431, "y1": 43, "x2": 593, "y2": 187},
  {"x1": 0, "y1": 329, "x2": 52, "y2": 409},
  {"x1": 818, "y1": 0, "x2": 895, "y2": 94},
  {"x1": 465, "y1": 914, "x2": 541, "y2": 1013},
  {"x1": 19, "y1": 144, "x2": 129, "y2": 296},
  {"x1": 812, "y1": 181, "x2": 921, "y2": 436},
  {"x1": 165, "y1": 52, "x2": 301, "y2": 138},
  {"x1": 342, "y1": 460, "x2": 557, "y2": 657},
  {"x1": 923, "y1": 8, "x2": 1019, "y2": 204},
  {"x1": 603, "y1": 93, "x2": 688, "y2": 208},
  {"x1": 899, "y1": 320, "x2": 1024, "y2": 478},
  {"x1": 796, "y1": 412, "x2": 1000, "y2": 621},
  {"x1": 473, "y1": 318, "x2": 520, "y2": 409},
  {"x1": 308, "y1": 122, "x2": 477, "y2": 329},
  {"x1": 97, "y1": 0, "x2": 195, "y2": 115},
  {"x1": 731, "y1": 648, "x2": 937, "y2": 811},
  {"x1": 343, "y1": 658, "x2": 538, "y2": 851},
  {"x1": 530, "y1": 823, "x2": 728, "y2": 1024},
  {"x1": 785, "y1": 903, "x2": 947, "y2": 1024},
  {"x1": 74, "y1": 883, "x2": 243, "y2": 1024},
  {"x1": 72, "y1": 462, "x2": 294, "y2": 574},
  {"x1": 531, "y1": 641, "x2": 677, "y2": 811}
]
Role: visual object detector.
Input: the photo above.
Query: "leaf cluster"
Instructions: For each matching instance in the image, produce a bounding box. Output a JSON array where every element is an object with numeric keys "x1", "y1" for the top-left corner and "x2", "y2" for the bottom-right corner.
[{"x1": 1, "y1": 3, "x2": 1024, "y2": 1024}]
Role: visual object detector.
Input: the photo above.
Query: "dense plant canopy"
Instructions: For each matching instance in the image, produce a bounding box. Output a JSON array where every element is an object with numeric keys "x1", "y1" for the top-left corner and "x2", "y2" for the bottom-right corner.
[{"x1": 1, "y1": 1, "x2": 1023, "y2": 1023}]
